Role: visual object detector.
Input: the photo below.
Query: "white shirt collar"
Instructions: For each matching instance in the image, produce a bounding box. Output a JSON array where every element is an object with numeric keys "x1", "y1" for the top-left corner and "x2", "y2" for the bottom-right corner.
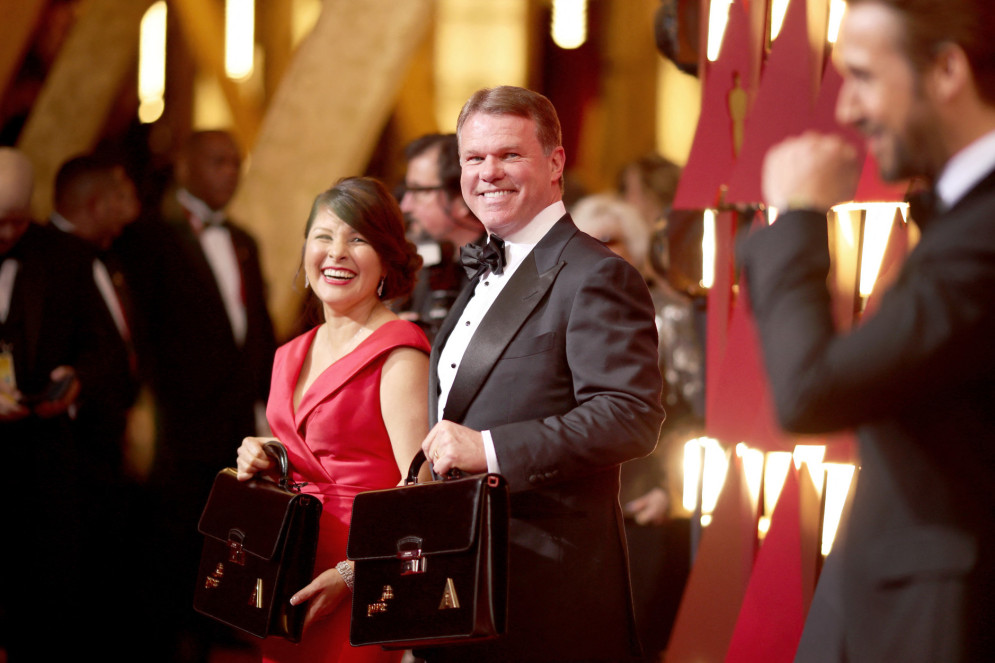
[
  {"x1": 936, "y1": 129, "x2": 995, "y2": 210},
  {"x1": 499, "y1": 200, "x2": 566, "y2": 246},
  {"x1": 49, "y1": 211, "x2": 76, "y2": 233},
  {"x1": 177, "y1": 188, "x2": 226, "y2": 225}
]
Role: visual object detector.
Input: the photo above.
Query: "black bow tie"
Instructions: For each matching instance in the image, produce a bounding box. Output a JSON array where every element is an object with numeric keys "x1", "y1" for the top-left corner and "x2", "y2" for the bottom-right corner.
[{"x1": 460, "y1": 236, "x2": 506, "y2": 278}]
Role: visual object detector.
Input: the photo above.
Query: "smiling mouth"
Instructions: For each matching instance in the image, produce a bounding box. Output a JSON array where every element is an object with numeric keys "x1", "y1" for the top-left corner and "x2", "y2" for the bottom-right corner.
[
  {"x1": 481, "y1": 190, "x2": 514, "y2": 199},
  {"x1": 322, "y1": 268, "x2": 355, "y2": 280}
]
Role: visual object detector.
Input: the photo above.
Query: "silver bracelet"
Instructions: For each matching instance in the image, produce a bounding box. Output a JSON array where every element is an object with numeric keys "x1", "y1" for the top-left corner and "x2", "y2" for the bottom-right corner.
[{"x1": 335, "y1": 560, "x2": 355, "y2": 590}]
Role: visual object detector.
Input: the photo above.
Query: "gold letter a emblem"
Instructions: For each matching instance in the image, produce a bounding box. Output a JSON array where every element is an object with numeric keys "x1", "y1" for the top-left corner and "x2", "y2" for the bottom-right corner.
[{"x1": 438, "y1": 577, "x2": 461, "y2": 610}]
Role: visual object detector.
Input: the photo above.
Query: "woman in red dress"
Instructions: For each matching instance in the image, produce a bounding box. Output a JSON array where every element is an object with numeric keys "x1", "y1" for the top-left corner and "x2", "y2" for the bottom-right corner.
[{"x1": 236, "y1": 177, "x2": 429, "y2": 662}]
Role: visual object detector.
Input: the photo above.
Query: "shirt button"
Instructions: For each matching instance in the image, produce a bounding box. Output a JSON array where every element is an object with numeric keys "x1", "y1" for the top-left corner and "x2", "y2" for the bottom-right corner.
[
  {"x1": 450, "y1": 363, "x2": 456, "y2": 369},
  {"x1": 465, "y1": 320, "x2": 471, "y2": 326},
  {"x1": 484, "y1": 281, "x2": 490, "y2": 286}
]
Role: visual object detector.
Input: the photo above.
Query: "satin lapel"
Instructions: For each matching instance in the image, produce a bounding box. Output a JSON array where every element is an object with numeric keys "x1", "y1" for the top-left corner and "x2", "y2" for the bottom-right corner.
[
  {"x1": 429, "y1": 276, "x2": 479, "y2": 424},
  {"x1": 442, "y1": 251, "x2": 563, "y2": 423}
]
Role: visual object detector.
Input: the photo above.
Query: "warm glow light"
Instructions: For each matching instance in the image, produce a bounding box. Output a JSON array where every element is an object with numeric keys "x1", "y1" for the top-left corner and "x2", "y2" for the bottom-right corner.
[
  {"x1": 292, "y1": 0, "x2": 322, "y2": 46},
  {"x1": 707, "y1": 0, "x2": 732, "y2": 62},
  {"x1": 822, "y1": 463, "x2": 856, "y2": 555},
  {"x1": 827, "y1": 0, "x2": 847, "y2": 43},
  {"x1": 763, "y1": 451, "x2": 792, "y2": 516},
  {"x1": 859, "y1": 204, "x2": 900, "y2": 297},
  {"x1": 682, "y1": 439, "x2": 703, "y2": 513},
  {"x1": 683, "y1": 437, "x2": 728, "y2": 520},
  {"x1": 551, "y1": 0, "x2": 587, "y2": 50},
  {"x1": 701, "y1": 209, "x2": 716, "y2": 288},
  {"x1": 738, "y1": 443, "x2": 765, "y2": 509},
  {"x1": 794, "y1": 444, "x2": 827, "y2": 490},
  {"x1": 770, "y1": 0, "x2": 790, "y2": 41},
  {"x1": 834, "y1": 202, "x2": 905, "y2": 297},
  {"x1": 226, "y1": 0, "x2": 255, "y2": 81},
  {"x1": 138, "y1": 1, "x2": 167, "y2": 124},
  {"x1": 701, "y1": 438, "x2": 728, "y2": 515}
]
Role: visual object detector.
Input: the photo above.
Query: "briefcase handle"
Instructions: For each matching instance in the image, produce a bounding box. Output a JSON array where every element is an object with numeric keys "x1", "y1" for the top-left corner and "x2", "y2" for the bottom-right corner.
[
  {"x1": 406, "y1": 449, "x2": 463, "y2": 485},
  {"x1": 263, "y1": 440, "x2": 293, "y2": 490}
]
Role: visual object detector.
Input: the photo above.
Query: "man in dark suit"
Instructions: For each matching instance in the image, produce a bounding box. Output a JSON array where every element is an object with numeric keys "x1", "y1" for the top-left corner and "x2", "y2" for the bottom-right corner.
[
  {"x1": 420, "y1": 86, "x2": 664, "y2": 662},
  {"x1": 398, "y1": 133, "x2": 485, "y2": 341},
  {"x1": 121, "y1": 130, "x2": 276, "y2": 486},
  {"x1": 740, "y1": 1, "x2": 995, "y2": 661},
  {"x1": 50, "y1": 153, "x2": 143, "y2": 477},
  {"x1": 116, "y1": 130, "x2": 276, "y2": 659},
  {"x1": 0, "y1": 147, "x2": 115, "y2": 658}
]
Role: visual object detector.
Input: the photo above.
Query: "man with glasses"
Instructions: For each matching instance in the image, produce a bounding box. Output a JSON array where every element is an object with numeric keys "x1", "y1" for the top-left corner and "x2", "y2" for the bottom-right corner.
[{"x1": 398, "y1": 133, "x2": 485, "y2": 340}]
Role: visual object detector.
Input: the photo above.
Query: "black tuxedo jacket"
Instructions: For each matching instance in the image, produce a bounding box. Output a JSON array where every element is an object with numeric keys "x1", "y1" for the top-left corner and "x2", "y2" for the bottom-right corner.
[
  {"x1": 425, "y1": 215, "x2": 664, "y2": 662},
  {"x1": 49, "y1": 227, "x2": 140, "y2": 476},
  {"x1": 116, "y1": 208, "x2": 276, "y2": 486},
  {"x1": 741, "y1": 168, "x2": 995, "y2": 660}
]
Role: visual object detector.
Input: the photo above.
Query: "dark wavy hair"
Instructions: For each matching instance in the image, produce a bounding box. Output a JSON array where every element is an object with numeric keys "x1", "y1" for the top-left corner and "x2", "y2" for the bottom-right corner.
[{"x1": 304, "y1": 177, "x2": 422, "y2": 301}]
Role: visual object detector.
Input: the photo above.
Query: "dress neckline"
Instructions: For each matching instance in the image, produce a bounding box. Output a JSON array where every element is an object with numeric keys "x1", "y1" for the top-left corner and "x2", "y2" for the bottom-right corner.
[{"x1": 293, "y1": 318, "x2": 406, "y2": 415}]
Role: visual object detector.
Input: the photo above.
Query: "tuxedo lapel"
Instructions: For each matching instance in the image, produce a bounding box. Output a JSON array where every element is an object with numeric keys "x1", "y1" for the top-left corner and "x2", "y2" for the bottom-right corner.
[{"x1": 441, "y1": 251, "x2": 564, "y2": 423}]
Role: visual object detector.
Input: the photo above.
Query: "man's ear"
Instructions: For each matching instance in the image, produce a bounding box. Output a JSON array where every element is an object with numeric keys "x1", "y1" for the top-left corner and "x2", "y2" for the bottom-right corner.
[
  {"x1": 548, "y1": 145, "x2": 566, "y2": 186},
  {"x1": 929, "y1": 42, "x2": 971, "y2": 104}
]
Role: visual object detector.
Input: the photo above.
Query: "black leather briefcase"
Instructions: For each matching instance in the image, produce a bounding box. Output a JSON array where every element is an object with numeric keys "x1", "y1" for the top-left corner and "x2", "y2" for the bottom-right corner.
[
  {"x1": 347, "y1": 450, "x2": 509, "y2": 649},
  {"x1": 193, "y1": 441, "x2": 321, "y2": 641}
]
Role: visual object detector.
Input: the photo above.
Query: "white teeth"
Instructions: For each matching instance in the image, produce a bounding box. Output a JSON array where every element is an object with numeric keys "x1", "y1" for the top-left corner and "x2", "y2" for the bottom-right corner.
[
  {"x1": 482, "y1": 191, "x2": 512, "y2": 198},
  {"x1": 322, "y1": 268, "x2": 354, "y2": 279}
]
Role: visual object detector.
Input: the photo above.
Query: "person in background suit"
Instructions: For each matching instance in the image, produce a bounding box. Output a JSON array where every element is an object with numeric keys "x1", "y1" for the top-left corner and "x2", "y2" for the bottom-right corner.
[
  {"x1": 740, "y1": 1, "x2": 995, "y2": 661},
  {"x1": 0, "y1": 147, "x2": 112, "y2": 658},
  {"x1": 418, "y1": 86, "x2": 664, "y2": 662},
  {"x1": 50, "y1": 154, "x2": 142, "y2": 475},
  {"x1": 397, "y1": 133, "x2": 485, "y2": 340},
  {"x1": 49, "y1": 150, "x2": 152, "y2": 662},
  {"x1": 117, "y1": 129, "x2": 276, "y2": 661}
]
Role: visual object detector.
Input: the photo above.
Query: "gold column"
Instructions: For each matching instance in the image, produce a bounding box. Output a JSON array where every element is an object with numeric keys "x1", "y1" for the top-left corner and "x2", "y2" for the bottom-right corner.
[
  {"x1": 18, "y1": 0, "x2": 156, "y2": 219},
  {"x1": 229, "y1": 0, "x2": 435, "y2": 337}
]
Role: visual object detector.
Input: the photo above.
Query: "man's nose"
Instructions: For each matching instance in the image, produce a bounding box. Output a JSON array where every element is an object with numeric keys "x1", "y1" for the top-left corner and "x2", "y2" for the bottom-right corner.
[
  {"x1": 480, "y1": 155, "x2": 502, "y2": 181},
  {"x1": 835, "y1": 79, "x2": 859, "y2": 128},
  {"x1": 400, "y1": 191, "x2": 414, "y2": 213}
]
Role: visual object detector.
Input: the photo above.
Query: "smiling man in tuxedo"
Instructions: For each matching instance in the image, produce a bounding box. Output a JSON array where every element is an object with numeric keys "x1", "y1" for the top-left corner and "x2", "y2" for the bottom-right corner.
[
  {"x1": 741, "y1": 0, "x2": 995, "y2": 660},
  {"x1": 420, "y1": 86, "x2": 664, "y2": 662}
]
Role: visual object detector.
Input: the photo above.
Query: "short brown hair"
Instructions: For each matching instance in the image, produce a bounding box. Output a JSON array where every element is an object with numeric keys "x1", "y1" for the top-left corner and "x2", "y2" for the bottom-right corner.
[
  {"x1": 304, "y1": 177, "x2": 422, "y2": 301},
  {"x1": 456, "y1": 86, "x2": 563, "y2": 156},
  {"x1": 848, "y1": 0, "x2": 995, "y2": 104}
]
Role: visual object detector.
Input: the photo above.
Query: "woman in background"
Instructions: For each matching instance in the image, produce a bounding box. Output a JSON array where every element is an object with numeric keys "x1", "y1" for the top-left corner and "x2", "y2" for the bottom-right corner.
[{"x1": 236, "y1": 177, "x2": 428, "y2": 663}]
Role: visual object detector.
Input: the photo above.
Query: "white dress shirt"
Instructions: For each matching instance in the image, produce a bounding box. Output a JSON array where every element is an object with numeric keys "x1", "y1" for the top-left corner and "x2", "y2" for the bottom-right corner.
[
  {"x1": 437, "y1": 200, "x2": 566, "y2": 472},
  {"x1": 176, "y1": 188, "x2": 247, "y2": 346},
  {"x1": 0, "y1": 258, "x2": 17, "y2": 324}
]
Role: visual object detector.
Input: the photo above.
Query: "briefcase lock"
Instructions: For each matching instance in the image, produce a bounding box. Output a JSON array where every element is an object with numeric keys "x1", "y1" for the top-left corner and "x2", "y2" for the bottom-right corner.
[
  {"x1": 227, "y1": 529, "x2": 247, "y2": 566},
  {"x1": 397, "y1": 536, "x2": 426, "y2": 575}
]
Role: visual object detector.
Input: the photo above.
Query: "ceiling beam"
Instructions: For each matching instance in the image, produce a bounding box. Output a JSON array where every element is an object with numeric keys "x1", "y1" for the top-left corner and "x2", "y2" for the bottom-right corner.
[
  {"x1": 18, "y1": 0, "x2": 155, "y2": 219},
  {"x1": 229, "y1": 0, "x2": 435, "y2": 337},
  {"x1": 169, "y1": 0, "x2": 262, "y2": 151},
  {"x1": 0, "y1": 0, "x2": 47, "y2": 110}
]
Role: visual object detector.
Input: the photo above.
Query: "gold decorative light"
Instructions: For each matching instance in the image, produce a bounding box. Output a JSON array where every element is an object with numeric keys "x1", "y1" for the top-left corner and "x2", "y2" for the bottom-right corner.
[
  {"x1": 551, "y1": 0, "x2": 587, "y2": 50},
  {"x1": 138, "y1": 1, "x2": 167, "y2": 124}
]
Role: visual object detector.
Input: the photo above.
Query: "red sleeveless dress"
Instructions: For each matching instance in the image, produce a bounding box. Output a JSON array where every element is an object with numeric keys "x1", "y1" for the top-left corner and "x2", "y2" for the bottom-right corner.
[{"x1": 261, "y1": 319, "x2": 430, "y2": 663}]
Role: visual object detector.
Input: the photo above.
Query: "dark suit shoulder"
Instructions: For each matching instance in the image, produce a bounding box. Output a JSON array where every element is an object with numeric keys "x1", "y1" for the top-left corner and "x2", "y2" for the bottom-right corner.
[{"x1": 21, "y1": 222, "x2": 97, "y2": 274}]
